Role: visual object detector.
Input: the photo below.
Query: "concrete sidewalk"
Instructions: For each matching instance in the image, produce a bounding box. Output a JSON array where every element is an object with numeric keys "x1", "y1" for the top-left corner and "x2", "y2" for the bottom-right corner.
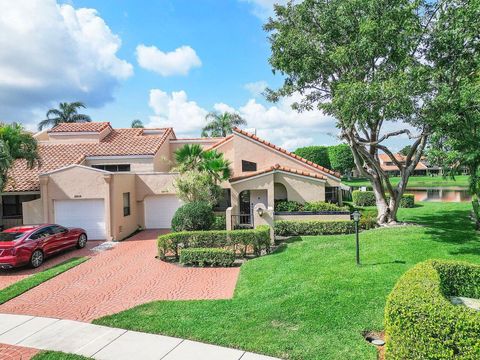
[{"x1": 0, "y1": 314, "x2": 280, "y2": 360}]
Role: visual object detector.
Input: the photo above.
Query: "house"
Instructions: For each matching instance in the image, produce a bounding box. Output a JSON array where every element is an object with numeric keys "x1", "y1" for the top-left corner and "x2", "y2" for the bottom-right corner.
[
  {"x1": 378, "y1": 153, "x2": 431, "y2": 176},
  {"x1": 1, "y1": 122, "x2": 343, "y2": 240}
]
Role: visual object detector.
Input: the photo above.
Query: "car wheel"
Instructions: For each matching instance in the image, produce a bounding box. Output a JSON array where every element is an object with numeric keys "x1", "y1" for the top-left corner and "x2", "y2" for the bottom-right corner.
[
  {"x1": 30, "y1": 250, "x2": 44, "y2": 268},
  {"x1": 76, "y1": 233, "x2": 87, "y2": 249}
]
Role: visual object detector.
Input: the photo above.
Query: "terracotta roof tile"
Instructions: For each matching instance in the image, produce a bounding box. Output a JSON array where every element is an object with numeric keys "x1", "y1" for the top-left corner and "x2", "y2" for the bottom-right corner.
[
  {"x1": 48, "y1": 122, "x2": 112, "y2": 133},
  {"x1": 229, "y1": 164, "x2": 327, "y2": 182},
  {"x1": 5, "y1": 127, "x2": 174, "y2": 192},
  {"x1": 378, "y1": 153, "x2": 428, "y2": 171},
  {"x1": 232, "y1": 128, "x2": 341, "y2": 178}
]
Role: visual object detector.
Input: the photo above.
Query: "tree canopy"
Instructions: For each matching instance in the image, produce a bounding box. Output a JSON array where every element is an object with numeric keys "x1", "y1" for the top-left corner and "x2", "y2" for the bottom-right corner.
[
  {"x1": 293, "y1": 146, "x2": 331, "y2": 170},
  {"x1": 38, "y1": 102, "x2": 91, "y2": 130},
  {"x1": 266, "y1": 0, "x2": 440, "y2": 224},
  {"x1": 201, "y1": 112, "x2": 247, "y2": 137},
  {"x1": 131, "y1": 119, "x2": 144, "y2": 128}
]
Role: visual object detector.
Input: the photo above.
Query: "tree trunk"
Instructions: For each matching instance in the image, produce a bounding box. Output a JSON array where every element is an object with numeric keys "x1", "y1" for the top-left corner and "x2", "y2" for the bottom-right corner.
[{"x1": 370, "y1": 179, "x2": 400, "y2": 224}]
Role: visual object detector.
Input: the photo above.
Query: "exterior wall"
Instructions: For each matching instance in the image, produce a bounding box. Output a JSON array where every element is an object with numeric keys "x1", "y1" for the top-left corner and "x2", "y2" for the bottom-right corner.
[
  {"x1": 85, "y1": 157, "x2": 155, "y2": 172},
  {"x1": 274, "y1": 172, "x2": 325, "y2": 203},
  {"x1": 135, "y1": 173, "x2": 178, "y2": 200},
  {"x1": 22, "y1": 198, "x2": 44, "y2": 224},
  {"x1": 41, "y1": 166, "x2": 111, "y2": 239},
  {"x1": 229, "y1": 134, "x2": 341, "y2": 187},
  {"x1": 154, "y1": 132, "x2": 176, "y2": 172},
  {"x1": 110, "y1": 173, "x2": 138, "y2": 240},
  {"x1": 230, "y1": 173, "x2": 275, "y2": 209},
  {"x1": 274, "y1": 213, "x2": 351, "y2": 221}
]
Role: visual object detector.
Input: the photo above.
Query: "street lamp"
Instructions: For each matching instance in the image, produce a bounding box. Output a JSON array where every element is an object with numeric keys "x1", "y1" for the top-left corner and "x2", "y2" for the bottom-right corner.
[{"x1": 352, "y1": 211, "x2": 361, "y2": 265}]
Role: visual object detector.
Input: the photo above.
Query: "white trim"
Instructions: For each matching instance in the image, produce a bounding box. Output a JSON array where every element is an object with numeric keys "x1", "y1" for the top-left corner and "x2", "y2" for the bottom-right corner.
[
  {"x1": 49, "y1": 131, "x2": 100, "y2": 136},
  {"x1": 85, "y1": 155, "x2": 154, "y2": 160},
  {"x1": 234, "y1": 131, "x2": 341, "y2": 181},
  {"x1": 230, "y1": 169, "x2": 326, "y2": 185},
  {"x1": 0, "y1": 191, "x2": 41, "y2": 196},
  {"x1": 39, "y1": 164, "x2": 112, "y2": 176}
]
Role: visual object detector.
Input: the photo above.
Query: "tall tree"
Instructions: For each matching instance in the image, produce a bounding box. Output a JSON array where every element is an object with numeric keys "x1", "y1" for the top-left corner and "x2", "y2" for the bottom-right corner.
[
  {"x1": 0, "y1": 123, "x2": 39, "y2": 190},
  {"x1": 266, "y1": 0, "x2": 436, "y2": 224},
  {"x1": 328, "y1": 144, "x2": 355, "y2": 176},
  {"x1": 426, "y1": 0, "x2": 480, "y2": 225},
  {"x1": 294, "y1": 146, "x2": 331, "y2": 169},
  {"x1": 201, "y1": 112, "x2": 247, "y2": 137},
  {"x1": 131, "y1": 119, "x2": 144, "y2": 128},
  {"x1": 38, "y1": 102, "x2": 91, "y2": 130}
]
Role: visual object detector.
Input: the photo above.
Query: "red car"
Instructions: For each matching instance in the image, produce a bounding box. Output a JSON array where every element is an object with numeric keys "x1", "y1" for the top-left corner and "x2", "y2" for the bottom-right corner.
[{"x1": 0, "y1": 224, "x2": 87, "y2": 269}]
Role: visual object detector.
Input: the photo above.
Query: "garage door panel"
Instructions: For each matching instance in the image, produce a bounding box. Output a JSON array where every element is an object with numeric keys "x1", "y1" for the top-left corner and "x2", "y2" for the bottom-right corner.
[
  {"x1": 54, "y1": 199, "x2": 106, "y2": 240},
  {"x1": 144, "y1": 195, "x2": 182, "y2": 229}
]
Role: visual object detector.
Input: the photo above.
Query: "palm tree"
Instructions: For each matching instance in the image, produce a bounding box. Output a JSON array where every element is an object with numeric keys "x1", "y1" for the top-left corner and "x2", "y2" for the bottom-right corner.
[
  {"x1": 201, "y1": 112, "x2": 247, "y2": 137},
  {"x1": 131, "y1": 119, "x2": 144, "y2": 128},
  {"x1": 38, "y1": 102, "x2": 91, "y2": 130},
  {"x1": 174, "y1": 144, "x2": 231, "y2": 183},
  {"x1": 0, "y1": 123, "x2": 39, "y2": 190}
]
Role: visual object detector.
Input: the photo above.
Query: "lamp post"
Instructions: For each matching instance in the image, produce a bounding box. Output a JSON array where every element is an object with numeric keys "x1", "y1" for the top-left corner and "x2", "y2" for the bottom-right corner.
[{"x1": 352, "y1": 211, "x2": 361, "y2": 265}]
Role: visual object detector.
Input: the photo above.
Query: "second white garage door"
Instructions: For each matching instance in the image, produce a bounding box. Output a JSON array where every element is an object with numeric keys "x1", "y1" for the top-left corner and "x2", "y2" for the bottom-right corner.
[
  {"x1": 144, "y1": 195, "x2": 182, "y2": 229},
  {"x1": 54, "y1": 199, "x2": 106, "y2": 240}
]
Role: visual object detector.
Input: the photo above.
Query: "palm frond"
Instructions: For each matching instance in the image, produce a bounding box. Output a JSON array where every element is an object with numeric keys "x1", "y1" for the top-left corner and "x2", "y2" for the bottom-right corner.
[{"x1": 70, "y1": 114, "x2": 92, "y2": 123}]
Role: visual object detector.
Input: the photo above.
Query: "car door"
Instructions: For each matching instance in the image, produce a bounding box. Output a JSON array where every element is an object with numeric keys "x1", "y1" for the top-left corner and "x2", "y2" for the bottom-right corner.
[
  {"x1": 51, "y1": 225, "x2": 74, "y2": 250},
  {"x1": 30, "y1": 226, "x2": 57, "y2": 255}
]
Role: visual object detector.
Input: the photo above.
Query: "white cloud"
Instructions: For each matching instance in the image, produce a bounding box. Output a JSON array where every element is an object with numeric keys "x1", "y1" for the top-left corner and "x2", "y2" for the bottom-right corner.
[
  {"x1": 146, "y1": 87, "x2": 338, "y2": 150},
  {"x1": 0, "y1": 0, "x2": 133, "y2": 122},
  {"x1": 240, "y1": 0, "x2": 289, "y2": 20},
  {"x1": 244, "y1": 81, "x2": 268, "y2": 97},
  {"x1": 147, "y1": 89, "x2": 208, "y2": 134},
  {"x1": 136, "y1": 45, "x2": 201, "y2": 76}
]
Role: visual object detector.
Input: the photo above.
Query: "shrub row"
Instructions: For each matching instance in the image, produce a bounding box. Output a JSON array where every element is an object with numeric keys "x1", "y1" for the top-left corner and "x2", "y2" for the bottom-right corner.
[
  {"x1": 158, "y1": 225, "x2": 270, "y2": 260},
  {"x1": 385, "y1": 259, "x2": 480, "y2": 359},
  {"x1": 210, "y1": 215, "x2": 226, "y2": 230},
  {"x1": 352, "y1": 190, "x2": 415, "y2": 208},
  {"x1": 274, "y1": 199, "x2": 348, "y2": 212},
  {"x1": 274, "y1": 220, "x2": 355, "y2": 236},
  {"x1": 179, "y1": 248, "x2": 235, "y2": 267}
]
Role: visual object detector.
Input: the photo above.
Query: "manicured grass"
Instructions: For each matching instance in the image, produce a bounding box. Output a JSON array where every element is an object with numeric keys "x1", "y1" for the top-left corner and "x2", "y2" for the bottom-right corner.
[
  {"x1": 343, "y1": 175, "x2": 469, "y2": 188},
  {"x1": 94, "y1": 202, "x2": 480, "y2": 360},
  {"x1": 32, "y1": 351, "x2": 91, "y2": 360},
  {"x1": 0, "y1": 257, "x2": 88, "y2": 304}
]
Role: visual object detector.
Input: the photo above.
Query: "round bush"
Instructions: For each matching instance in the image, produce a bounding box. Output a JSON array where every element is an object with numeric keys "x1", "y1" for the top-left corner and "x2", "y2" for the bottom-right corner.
[{"x1": 171, "y1": 201, "x2": 214, "y2": 232}]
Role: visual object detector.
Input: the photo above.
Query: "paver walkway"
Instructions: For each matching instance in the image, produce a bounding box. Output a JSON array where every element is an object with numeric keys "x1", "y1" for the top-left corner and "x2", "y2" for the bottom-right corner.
[
  {"x1": 0, "y1": 241, "x2": 102, "y2": 290},
  {"x1": 0, "y1": 314, "x2": 280, "y2": 360},
  {"x1": 0, "y1": 230, "x2": 240, "y2": 321}
]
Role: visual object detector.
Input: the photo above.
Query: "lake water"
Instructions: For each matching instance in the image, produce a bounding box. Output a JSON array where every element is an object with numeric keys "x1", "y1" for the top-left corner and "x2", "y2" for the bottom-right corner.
[{"x1": 405, "y1": 187, "x2": 471, "y2": 203}]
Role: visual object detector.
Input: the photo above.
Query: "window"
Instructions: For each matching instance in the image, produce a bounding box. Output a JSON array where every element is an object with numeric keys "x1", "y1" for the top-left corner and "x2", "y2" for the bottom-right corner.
[
  {"x1": 325, "y1": 187, "x2": 339, "y2": 203},
  {"x1": 123, "y1": 192, "x2": 131, "y2": 216},
  {"x1": 92, "y1": 164, "x2": 131, "y2": 172},
  {"x1": 51, "y1": 225, "x2": 67, "y2": 234},
  {"x1": 2, "y1": 194, "x2": 40, "y2": 218},
  {"x1": 30, "y1": 226, "x2": 54, "y2": 240},
  {"x1": 242, "y1": 160, "x2": 257, "y2": 172}
]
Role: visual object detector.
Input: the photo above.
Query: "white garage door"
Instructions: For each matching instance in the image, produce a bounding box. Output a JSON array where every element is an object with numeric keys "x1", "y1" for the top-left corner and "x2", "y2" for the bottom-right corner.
[
  {"x1": 144, "y1": 195, "x2": 182, "y2": 229},
  {"x1": 54, "y1": 199, "x2": 106, "y2": 240}
]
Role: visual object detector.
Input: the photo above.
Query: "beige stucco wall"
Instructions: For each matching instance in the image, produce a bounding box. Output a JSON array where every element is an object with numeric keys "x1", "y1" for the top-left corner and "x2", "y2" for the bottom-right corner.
[
  {"x1": 154, "y1": 133, "x2": 176, "y2": 172},
  {"x1": 110, "y1": 173, "x2": 138, "y2": 240},
  {"x1": 135, "y1": 173, "x2": 178, "y2": 200},
  {"x1": 274, "y1": 172, "x2": 325, "y2": 203},
  {"x1": 230, "y1": 173, "x2": 275, "y2": 209},
  {"x1": 228, "y1": 134, "x2": 341, "y2": 187},
  {"x1": 22, "y1": 198, "x2": 44, "y2": 224}
]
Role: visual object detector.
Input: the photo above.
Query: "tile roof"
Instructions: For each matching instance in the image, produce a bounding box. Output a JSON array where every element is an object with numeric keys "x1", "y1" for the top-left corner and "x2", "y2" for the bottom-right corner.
[
  {"x1": 48, "y1": 122, "x2": 112, "y2": 133},
  {"x1": 229, "y1": 164, "x2": 327, "y2": 182},
  {"x1": 378, "y1": 153, "x2": 428, "y2": 171},
  {"x1": 232, "y1": 128, "x2": 341, "y2": 178},
  {"x1": 5, "y1": 127, "x2": 174, "y2": 192}
]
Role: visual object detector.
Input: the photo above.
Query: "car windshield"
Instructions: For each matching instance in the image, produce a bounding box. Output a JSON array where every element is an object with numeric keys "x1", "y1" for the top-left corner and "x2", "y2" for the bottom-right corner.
[{"x1": 0, "y1": 232, "x2": 26, "y2": 242}]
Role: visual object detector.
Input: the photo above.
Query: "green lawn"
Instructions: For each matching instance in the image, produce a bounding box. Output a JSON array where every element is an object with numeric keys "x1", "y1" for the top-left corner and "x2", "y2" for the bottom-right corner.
[
  {"x1": 32, "y1": 351, "x2": 91, "y2": 360},
  {"x1": 94, "y1": 202, "x2": 480, "y2": 360},
  {"x1": 343, "y1": 175, "x2": 469, "y2": 188},
  {"x1": 0, "y1": 257, "x2": 88, "y2": 304}
]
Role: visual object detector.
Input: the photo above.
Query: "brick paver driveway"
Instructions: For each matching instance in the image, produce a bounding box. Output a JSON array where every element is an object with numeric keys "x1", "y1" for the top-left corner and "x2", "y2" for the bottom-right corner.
[{"x1": 0, "y1": 230, "x2": 240, "y2": 322}]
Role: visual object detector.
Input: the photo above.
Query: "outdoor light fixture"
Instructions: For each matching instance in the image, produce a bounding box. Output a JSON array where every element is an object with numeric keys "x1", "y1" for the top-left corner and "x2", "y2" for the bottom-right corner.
[
  {"x1": 352, "y1": 211, "x2": 361, "y2": 265},
  {"x1": 257, "y1": 207, "x2": 264, "y2": 217}
]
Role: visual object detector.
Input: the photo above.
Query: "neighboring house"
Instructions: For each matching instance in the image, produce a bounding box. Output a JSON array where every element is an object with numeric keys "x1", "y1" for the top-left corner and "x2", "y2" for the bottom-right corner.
[
  {"x1": 378, "y1": 153, "x2": 433, "y2": 176},
  {"x1": 1, "y1": 122, "x2": 343, "y2": 241}
]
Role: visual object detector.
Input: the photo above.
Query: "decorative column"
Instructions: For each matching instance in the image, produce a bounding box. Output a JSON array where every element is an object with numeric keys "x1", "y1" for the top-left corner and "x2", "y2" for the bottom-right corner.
[
  {"x1": 103, "y1": 174, "x2": 113, "y2": 241},
  {"x1": 39, "y1": 176, "x2": 49, "y2": 223}
]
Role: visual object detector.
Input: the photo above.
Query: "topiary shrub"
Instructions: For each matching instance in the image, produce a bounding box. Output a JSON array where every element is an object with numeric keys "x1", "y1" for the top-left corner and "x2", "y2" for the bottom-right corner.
[
  {"x1": 385, "y1": 259, "x2": 480, "y2": 359},
  {"x1": 274, "y1": 220, "x2": 355, "y2": 236},
  {"x1": 180, "y1": 248, "x2": 235, "y2": 267},
  {"x1": 398, "y1": 194, "x2": 415, "y2": 208},
  {"x1": 171, "y1": 201, "x2": 214, "y2": 232},
  {"x1": 302, "y1": 201, "x2": 349, "y2": 212}
]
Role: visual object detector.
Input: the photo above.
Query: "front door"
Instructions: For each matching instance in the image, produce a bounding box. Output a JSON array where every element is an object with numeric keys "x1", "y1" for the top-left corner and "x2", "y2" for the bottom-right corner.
[{"x1": 239, "y1": 190, "x2": 251, "y2": 224}]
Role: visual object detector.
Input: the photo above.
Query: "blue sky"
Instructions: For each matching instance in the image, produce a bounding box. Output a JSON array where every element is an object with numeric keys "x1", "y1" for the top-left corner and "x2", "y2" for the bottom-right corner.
[{"x1": 0, "y1": 0, "x2": 410, "y2": 150}]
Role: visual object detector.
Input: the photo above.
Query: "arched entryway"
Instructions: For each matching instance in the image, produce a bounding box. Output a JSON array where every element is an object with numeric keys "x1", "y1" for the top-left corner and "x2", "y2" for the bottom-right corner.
[{"x1": 274, "y1": 182, "x2": 288, "y2": 201}]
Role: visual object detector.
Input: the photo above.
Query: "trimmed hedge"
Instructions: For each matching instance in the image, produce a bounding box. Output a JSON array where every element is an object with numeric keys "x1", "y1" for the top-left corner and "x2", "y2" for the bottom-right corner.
[
  {"x1": 171, "y1": 201, "x2": 214, "y2": 232},
  {"x1": 352, "y1": 190, "x2": 415, "y2": 208},
  {"x1": 274, "y1": 199, "x2": 348, "y2": 212},
  {"x1": 211, "y1": 215, "x2": 226, "y2": 230},
  {"x1": 274, "y1": 220, "x2": 355, "y2": 236},
  {"x1": 385, "y1": 259, "x2": 480, "y2": 359},
  {"x1": 180, "y1": 248, "x2": 235, "y2": 267},
  {"x1": 158, "y1": 225, "x2": 270, "y2": 260}
]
